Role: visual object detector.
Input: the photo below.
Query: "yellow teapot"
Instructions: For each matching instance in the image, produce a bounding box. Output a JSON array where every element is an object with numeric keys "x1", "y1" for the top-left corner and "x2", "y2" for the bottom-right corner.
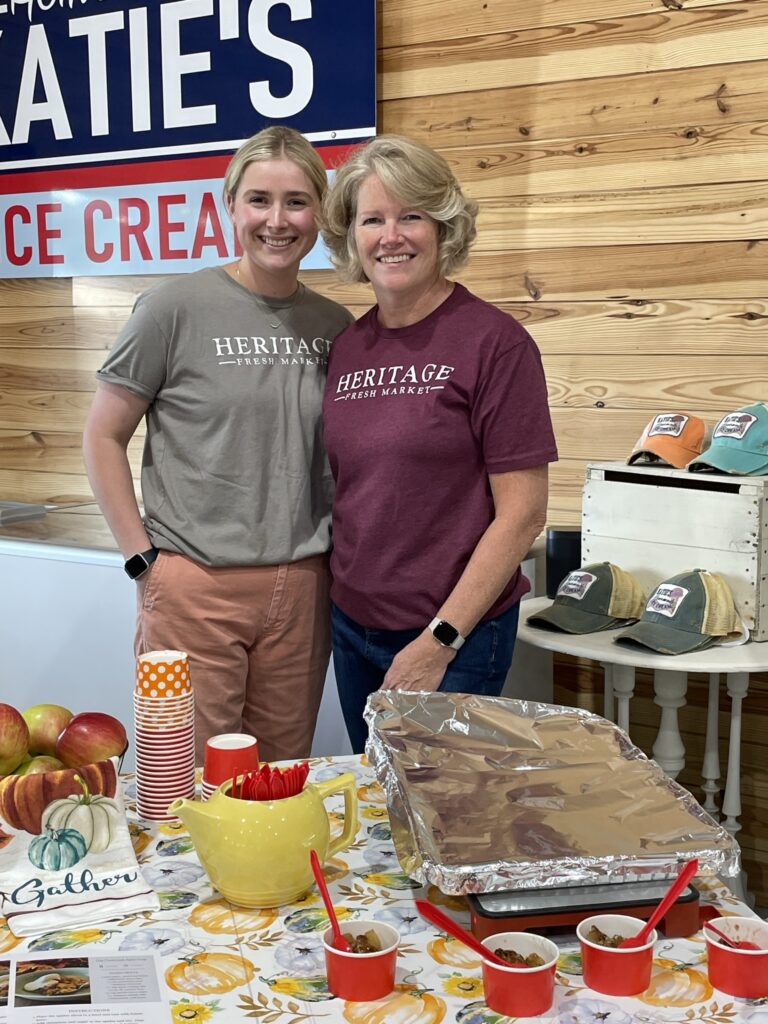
[{"x1": 169, "y1": 772, "x2": 358, "y2": 908}]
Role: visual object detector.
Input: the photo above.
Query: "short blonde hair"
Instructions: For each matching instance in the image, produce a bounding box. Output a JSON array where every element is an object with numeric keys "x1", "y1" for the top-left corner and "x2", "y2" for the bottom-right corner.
[
  {"x1": 323, "y1": 134, "x2": 478, "y2": 282},
  {"x1": 223, "y1": 126, "x2": 327, "y2": 205}
]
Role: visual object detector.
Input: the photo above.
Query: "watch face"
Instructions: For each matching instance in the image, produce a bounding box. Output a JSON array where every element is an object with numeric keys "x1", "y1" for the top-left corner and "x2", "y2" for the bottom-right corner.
[
  {"x1": 432, "y1": 620, "x2": 459, "y2": 646},
  {"x1": 124, "y1": 553, "x2": 148, "y2": 579}
]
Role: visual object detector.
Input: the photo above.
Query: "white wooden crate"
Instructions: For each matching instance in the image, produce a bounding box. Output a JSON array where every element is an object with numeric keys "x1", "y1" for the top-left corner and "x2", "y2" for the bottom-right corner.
[{"x1": 581, "y1": 462, "x2": 768, "y2": 640}]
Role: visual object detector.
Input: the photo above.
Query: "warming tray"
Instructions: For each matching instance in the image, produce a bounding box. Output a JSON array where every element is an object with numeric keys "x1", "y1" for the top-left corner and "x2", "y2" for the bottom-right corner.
[{"x1": 365, "y1": 691, "x2": 740, "y2": 895}]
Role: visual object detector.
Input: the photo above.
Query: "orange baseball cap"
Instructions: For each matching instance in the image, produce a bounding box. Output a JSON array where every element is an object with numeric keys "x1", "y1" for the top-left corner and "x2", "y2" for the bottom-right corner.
[{"x1": 627, "y1": 413, "x2": 708, "y2": 469}]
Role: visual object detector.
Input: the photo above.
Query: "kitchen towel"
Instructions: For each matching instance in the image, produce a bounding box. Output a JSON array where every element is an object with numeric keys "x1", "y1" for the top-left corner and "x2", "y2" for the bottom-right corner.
[{"x1": 0, "y1": 757, "x2": 159, "y2": 937}]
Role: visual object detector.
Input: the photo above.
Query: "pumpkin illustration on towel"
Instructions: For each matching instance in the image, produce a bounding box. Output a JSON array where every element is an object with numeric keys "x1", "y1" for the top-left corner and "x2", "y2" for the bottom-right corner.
[
  {"x1": 41, "y1": 774, "x2": 121, "y2": 853},
  {"x1": 0, "y1": 759, "x2": 117, "y2": 833},
  {"x1": 28, "y1": 827, "x2": 88, "y2": 871}
]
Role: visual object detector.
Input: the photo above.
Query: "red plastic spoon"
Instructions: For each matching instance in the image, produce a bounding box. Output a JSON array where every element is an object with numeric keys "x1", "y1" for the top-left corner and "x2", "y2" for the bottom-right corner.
[
  {"x1": 415, "y1": 899, "x2": 511, "y2": 967},
  {"x1": 705, "y1": 920, "x2": 762, "y2": 951},
  {"x1": 620, "y1": 858, "x2": 699, "y2": 949},
  {"x1": 310, "y1": 850, "x2": 352, "y2": 952}
]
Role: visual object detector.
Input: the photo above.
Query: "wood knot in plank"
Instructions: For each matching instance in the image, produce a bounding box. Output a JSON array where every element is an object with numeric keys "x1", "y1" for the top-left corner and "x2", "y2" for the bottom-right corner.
[{"x1": 523, "y1": 274, "x2": 542, "y2": 300}]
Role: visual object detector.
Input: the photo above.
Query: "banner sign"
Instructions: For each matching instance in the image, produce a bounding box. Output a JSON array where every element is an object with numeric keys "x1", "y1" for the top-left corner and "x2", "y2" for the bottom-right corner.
[{"x1": 0, "y1": 0, "x2": 376, "y2": 276}]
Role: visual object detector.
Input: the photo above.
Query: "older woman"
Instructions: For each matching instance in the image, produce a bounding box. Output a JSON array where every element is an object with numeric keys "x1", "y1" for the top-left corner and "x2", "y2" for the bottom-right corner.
[
  {"x1": 322, "y1": 134, "x2": 558, "y2": 752},
  {"x1": 83, "y1": 126, "x2": 353, "y2": 762}
]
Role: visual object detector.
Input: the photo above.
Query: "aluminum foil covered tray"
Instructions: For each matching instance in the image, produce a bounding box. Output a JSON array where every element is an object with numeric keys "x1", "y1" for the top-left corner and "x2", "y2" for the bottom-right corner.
[{"x1": 365, "y1": 691, "x2": 740, "y2": 894}]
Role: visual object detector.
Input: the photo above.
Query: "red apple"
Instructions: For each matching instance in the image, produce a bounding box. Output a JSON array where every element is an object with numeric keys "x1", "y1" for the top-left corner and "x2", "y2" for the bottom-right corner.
[
  {"x1": 0, "y1": 703, "x2": 29, "y2": 775},
  {"x1": 22, "y1": 703, "x2": 73, "y2": 757},
  {"x1": 15, "y1": 755, "x2": 64, "y2": 775},
  {"x1": 55, "y1": 712, "x2": 128, "y2": 767}
]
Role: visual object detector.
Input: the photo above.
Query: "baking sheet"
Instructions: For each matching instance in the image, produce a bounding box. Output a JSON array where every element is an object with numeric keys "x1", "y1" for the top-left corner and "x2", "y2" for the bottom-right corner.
[{"x1": 365, "y1": 691, "x2": 740, "y2": 894}]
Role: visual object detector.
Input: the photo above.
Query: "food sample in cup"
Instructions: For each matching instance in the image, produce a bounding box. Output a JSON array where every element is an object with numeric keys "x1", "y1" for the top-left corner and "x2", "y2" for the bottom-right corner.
[
  {"x1": 586, "y1": 925, "x2": 626, "y2": 948},
  {"x1": 323, "y1": 919, "x2": 400, "y2": 1001},
  {"x1": 704, "y1": 915, "x2": 768, "y2": 999},
  {"x1": 493, "y1": 947, "x2": 546, "y2": 967},
  {"x1": 343, "y1": 929, "x2": 383, "y2": 953},
  {"x1": 481, "y1": 931, "x2": 559, "y2": 1018},
  {"x1": 577, "y1": 913, "x2": 656, "y2": 997}
]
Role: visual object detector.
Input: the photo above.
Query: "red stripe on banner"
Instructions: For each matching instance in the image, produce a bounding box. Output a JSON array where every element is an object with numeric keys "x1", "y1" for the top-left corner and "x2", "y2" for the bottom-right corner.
[{"x1": 0, "y1": 143, "x2": 364, "y2": 195}]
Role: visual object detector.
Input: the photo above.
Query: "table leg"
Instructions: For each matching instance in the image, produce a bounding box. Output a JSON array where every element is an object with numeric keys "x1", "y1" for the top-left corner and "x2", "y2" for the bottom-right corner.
[
  {"x1": 609, "y1": 664, "x2": 636, "y2": 735},
  {"x1": 652, "y1": 670, "x2": 688, "y2": 779},
  {"x1": 601, "y1": 662, "x2": 615, "y2": 721},
  {"x1": 701, "y1": 673, "x2": 721, "y2": 815},
  {"x1": 722, "y1": 672, "x2": 749, "y2": 836},
  {"x1": 719, "y1": 673, "x2": 753, "y2": 906}
]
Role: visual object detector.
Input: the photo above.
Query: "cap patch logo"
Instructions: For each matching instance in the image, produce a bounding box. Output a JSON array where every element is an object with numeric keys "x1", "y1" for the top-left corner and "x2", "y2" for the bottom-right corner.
[
  {"x1": 647, "y1": 584, "x2": 689, "y2": 618},
  {"x1": 647, "y1": 413, "x2": 688, "y2": 438},
  {"x1": 714, "y1": 412, "x2": 757, "y2": 440},
  {"x1": 557, "y1": 570, "x2": 597, "y2": 601}
]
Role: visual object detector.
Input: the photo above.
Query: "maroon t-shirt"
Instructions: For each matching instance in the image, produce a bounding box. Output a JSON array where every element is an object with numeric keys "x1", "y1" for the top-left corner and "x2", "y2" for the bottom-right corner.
[{"x1": 323, "y1": 284, "x2": 558, "y2": 629}]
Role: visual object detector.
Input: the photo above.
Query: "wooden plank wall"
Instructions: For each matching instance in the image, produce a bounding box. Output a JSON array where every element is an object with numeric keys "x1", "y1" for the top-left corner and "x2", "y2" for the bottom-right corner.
[{"x1": 1, "y1": 0, "x2": 767, "y2": 899}]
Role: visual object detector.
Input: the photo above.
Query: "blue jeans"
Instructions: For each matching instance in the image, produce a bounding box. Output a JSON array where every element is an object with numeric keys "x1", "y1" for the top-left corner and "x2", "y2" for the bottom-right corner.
[{"x1": 331, "y1": 601, "x2": 521, "y2": 753}]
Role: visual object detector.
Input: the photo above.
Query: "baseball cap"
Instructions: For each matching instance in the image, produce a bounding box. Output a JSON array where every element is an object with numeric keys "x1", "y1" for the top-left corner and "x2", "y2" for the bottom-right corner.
[
  {"x1": 527, "y1": 562, "x2": 647, "y2": 634},
  {"x1": 627, "y1": 412, "x2": 708, "y2": 469},
  {"x1": 615, "y1": 570, "x2": 742, "y2": 655},
  {"x1": 688, "y1": 402, "x2": 768, "y2": 475}
]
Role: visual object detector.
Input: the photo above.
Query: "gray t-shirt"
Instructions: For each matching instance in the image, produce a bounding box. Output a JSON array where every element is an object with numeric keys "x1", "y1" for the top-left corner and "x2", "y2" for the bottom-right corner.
[{"x1": 97, "y1": 267, "x2": 354, "y2": 567}]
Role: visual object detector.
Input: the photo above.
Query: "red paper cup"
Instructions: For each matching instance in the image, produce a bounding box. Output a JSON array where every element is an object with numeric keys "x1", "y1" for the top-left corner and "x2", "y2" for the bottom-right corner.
[
  {"x1": 136, "y1": 759, "x2": 196, "y2": 772},
  {"x1": 204, "y1": 733, "x2": 259, "y2": 787},
  {"x1": 323, "y1": 920, "x2": 399, "y2": 1000},
  {"x1": 136, "y1": 757, "x2": 195, "y2": 768},
  {"x1": 134, "y1": 739, "x2": 195, "y2": 754},
  {"x1": 705, "y1": 916, "x2": 768, "y2": 998},
  {"x1": 138, "y1": 791, "x2": 195, "y2": 812},
  {"x1": 134, "y1": 741, "x2": 195, "y2": 754},
  {"x1": 139, "y1": 784, "x2": 195, "y2": 800},
  {"x1": 135, "y1": 727, "x2": 194, "y2": 740},
  {"x1": 578, "y1": 914, "x2": 656, "y2": 996},
  {"x1": 481, "y1": 932, "x2": 558, "y2": 1017},
  {"x1": 136, "y1": 763, "x2": 195, "y2": 780},
  {"x1": 135, "y1": 740, "x2": 195, "y2": 755},
  {"x1": 134, "y1": 720, "x2": 195, "y2": 733}
]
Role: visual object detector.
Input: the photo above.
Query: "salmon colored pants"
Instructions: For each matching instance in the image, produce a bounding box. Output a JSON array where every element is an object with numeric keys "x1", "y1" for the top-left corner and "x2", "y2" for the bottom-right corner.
[{"x1": 135, "y1": 550, "x2": 331, "y2": 764}]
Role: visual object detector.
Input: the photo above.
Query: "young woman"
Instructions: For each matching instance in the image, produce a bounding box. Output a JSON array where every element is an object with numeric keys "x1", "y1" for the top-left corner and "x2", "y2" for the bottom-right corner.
[
  {"x1": 83, "y1": 127, "x2": 353, "y2": 762},
  {"x1": 322, "y1": 135, "x2": 558, "y2": 752}
]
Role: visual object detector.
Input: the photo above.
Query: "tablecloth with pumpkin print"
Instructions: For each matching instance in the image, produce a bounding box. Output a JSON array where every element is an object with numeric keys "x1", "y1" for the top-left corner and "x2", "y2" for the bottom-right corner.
[{"x1": 0, "y1": 755, "x2": 763, "y2": 1024}]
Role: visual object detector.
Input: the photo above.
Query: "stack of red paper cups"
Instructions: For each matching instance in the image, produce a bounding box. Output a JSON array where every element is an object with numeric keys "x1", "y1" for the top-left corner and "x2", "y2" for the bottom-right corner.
[{"x1": 134, "y1": 650, "x2": 196, "y2": 820}]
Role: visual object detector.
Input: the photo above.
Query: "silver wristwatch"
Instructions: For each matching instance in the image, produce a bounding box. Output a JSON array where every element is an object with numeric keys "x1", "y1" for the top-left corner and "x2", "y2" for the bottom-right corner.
[{"x1": 428, "y1": 618, "x2": 466, "y2": 650}]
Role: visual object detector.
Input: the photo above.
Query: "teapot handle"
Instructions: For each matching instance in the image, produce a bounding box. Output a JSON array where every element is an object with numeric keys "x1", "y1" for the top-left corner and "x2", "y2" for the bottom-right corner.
[{"x1": 311, "y1": 772, "x2": 359, "y2": 858}]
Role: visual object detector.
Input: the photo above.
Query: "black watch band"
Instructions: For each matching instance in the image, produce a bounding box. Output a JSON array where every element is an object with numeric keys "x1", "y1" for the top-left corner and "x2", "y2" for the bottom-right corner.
[{"x1": 124, "y1": 547, "x2": 160, "y2": 580}]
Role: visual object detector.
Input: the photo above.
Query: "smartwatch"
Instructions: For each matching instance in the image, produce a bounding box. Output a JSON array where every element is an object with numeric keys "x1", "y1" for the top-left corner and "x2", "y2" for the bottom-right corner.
[
  {"x1": 428, "y1": 618, "x2": 465, "y2": 651},
  {"x1": 124, "y1": 547, "x2": 159, "y2": 580}
]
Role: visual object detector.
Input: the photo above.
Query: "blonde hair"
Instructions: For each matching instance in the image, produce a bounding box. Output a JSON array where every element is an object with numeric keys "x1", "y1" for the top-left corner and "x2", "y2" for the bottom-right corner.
[
  {"x1": 223, "y1": 126, "x2": 327, "y2": 205},
  {"x1": 322, "y1": 134, "x2": 478, "y2": 282}
]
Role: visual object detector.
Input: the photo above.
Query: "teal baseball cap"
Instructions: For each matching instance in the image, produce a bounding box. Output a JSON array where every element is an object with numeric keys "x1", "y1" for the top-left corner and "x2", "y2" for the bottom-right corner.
[{"x1": 688, "y1": 403, "x2": 768, "y2": 475}]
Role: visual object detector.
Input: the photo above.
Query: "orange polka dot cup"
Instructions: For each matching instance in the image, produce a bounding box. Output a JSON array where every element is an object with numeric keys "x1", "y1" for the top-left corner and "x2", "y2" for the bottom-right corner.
[{"x1": 136, "y1": 650, "x2": 191, "y2": 698}]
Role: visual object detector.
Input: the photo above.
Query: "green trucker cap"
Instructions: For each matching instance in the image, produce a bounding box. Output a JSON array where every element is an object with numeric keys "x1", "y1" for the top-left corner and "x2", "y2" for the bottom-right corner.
[
  {"x1": 527, "y1": 562, "x2": 646, "y2": 634},
  {"x1": 615, "y1": 569, "x2": 742, "y2": 655}
]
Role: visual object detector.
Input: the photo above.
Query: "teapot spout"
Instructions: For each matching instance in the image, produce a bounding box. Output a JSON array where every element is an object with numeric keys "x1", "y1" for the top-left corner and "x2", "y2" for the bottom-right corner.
[{"x1": 168, "y1": 796, "x2": 215, "y2": 834}]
